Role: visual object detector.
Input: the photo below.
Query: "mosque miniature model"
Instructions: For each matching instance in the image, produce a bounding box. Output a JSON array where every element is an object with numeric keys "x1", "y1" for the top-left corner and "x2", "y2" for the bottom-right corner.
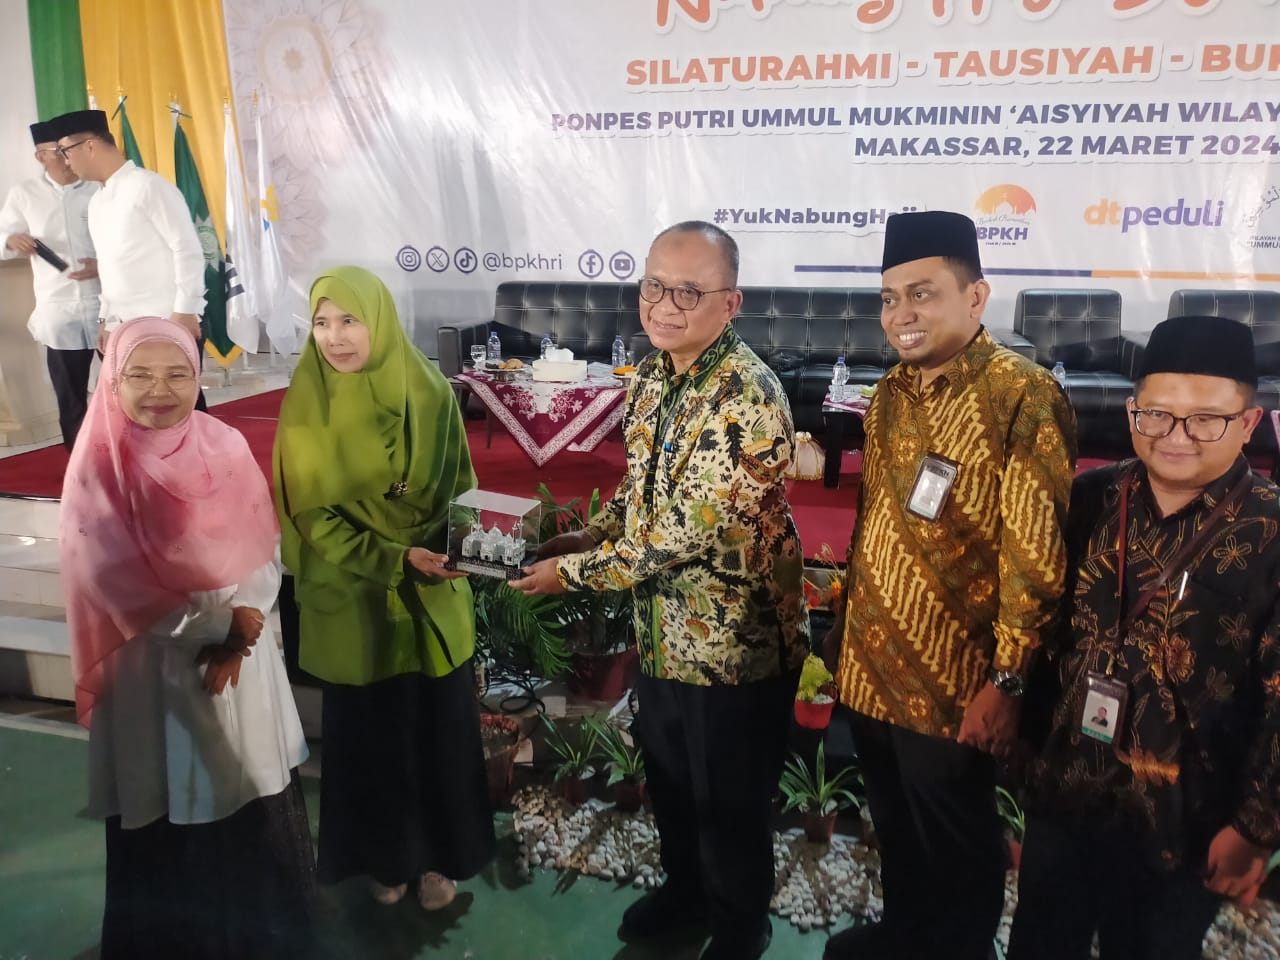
[
  {"x1": 461, "y1": 520, "x2": 528, "y2": 568},
  {"x1": 446, "y1": 489, "x2": 542, "y2": 579}
]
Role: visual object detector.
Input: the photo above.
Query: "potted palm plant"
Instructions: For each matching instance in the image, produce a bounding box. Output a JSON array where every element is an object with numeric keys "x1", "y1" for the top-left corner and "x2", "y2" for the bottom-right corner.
[
  {"x1": 472, "y1": 575, "x2": 572, "y2": 681},
  {"x1": 778, "y1": 742, "x2": 863, "y2": 844},
  {"x1": 584, "y1": 716, "x2": 646, "y2": 812},
  {"x1": 471, "y1": 574, "x2": 573, "y2": 805},
  {"x1": 540, "y1": 714, "x2": 600, "y2": 805},
  {"x1": 795, "y1": 654, "x2": 839, "y2": 729},
  {"x1": 536, "y1": 483, "x2": 638, "y2": 701}
]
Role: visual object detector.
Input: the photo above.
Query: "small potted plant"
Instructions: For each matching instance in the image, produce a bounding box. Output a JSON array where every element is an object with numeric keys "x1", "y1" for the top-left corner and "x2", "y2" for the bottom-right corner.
[
  {"x1": 795, "y1": 654, "x2": 839, "y2": 729},
  {"x1": 997, "y1": 785, "x2": 1026, "y2": 871},
  {"x1": 803, "y1": 542, "x2": 846, "y2": 641},
  {"x1": 540, "y1": 714, "x2": 599, "y2": 805},
  {"x1": 584, "y1": 716, "x2": 646, "y2": 812},
  {"x1": 479, "y1": 713, "x2": 523, "y2": 808},
  {"x1": 778, "y1": 742, "x2": 863, "y2": 844}
]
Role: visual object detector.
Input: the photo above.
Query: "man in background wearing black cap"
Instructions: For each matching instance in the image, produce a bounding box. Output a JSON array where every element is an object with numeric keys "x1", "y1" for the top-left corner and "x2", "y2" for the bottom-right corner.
[
  {"x1": 824, "y1": 210, "x2": 1076, "y2": 960},
  {"x1": 0, "y1": 120, "x2": 101, "y2": 450},
  {"x1": 1008, "y1": 315, "x2": 1280, "y2": 959},
  {"x1": 48, "y1": 108, "x2": 206, "y2": 409}
]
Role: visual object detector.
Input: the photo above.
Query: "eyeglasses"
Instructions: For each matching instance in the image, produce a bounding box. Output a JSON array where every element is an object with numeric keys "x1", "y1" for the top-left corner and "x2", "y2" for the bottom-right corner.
[
  {"x1": 57, "y1": 138, "x2": 95, "y2": 159},
  {"x1": 638, "y1": 276, "x2": 733, "y2": 311},
  {"x1": 120, "y1": 372, "x2": 198, "y2": 392},
  {"x1": 1129, "y1": 407, "x2": 1247, "y2": 442}
]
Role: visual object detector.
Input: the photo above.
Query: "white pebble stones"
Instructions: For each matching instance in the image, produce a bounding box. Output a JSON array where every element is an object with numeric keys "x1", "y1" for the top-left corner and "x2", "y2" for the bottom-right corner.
[
  {"x1": 513, "y1": 785, "x2": 1280, "y2": 953},
  {"x1": 511, "y1": 786, "x2": 883, "y2": 930}
]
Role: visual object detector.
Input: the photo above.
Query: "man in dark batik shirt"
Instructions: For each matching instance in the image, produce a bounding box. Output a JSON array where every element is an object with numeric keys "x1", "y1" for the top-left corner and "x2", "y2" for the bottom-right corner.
[{"x1": 1010, "y1": 315, "x2": 1280, "y2": 960}]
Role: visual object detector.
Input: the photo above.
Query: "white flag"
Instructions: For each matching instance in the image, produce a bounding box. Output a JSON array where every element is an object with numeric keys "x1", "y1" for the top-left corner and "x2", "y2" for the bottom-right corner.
[
  {"x1": 223, "y1": 103, "x2": 260, "y2": 353},
  {"x1": 256, "y1": 108, "x2": 298, "y2": 355}
]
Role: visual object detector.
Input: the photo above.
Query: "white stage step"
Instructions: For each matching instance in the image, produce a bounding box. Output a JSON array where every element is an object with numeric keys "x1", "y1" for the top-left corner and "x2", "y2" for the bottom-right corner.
[
  {"x1": 0, "y1": 496, "x2": 60, "y2": 541},
  {"x1": 0, "y1": 496, "x2": 69, "y2": 701},
  {"x1": 0, "y1": 533, "x2": 62, "y2": 607}
]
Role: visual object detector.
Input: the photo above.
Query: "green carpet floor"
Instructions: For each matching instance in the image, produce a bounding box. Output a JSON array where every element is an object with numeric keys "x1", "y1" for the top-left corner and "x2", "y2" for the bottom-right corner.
[{"x1": 0, "y1": 722, "x2": 836, "y2": 959}]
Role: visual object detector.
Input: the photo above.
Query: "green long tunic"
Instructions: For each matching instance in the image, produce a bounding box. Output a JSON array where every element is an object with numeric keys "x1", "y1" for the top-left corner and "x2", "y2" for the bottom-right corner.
[{"x1": 273, "y1": 266, "x2": 476, "y2": 685}]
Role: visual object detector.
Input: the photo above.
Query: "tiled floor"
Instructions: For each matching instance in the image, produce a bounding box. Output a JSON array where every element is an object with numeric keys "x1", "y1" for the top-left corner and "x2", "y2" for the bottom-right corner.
[{"x1": 0, "y1": 719, "x2": 838, "y2": 960}]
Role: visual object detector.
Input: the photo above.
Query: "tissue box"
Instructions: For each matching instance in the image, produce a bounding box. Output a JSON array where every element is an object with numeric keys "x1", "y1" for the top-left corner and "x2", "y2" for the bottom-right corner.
[{"x1": 446, "y1": 489, "x2": 542, "y2": 579}]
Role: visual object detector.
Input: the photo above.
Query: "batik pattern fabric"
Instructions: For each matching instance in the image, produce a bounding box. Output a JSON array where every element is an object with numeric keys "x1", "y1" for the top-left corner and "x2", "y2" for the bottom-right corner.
[
  {"x1": 557, "y1": 326, "x2": 810, "y2": 686},
  {"x1": 836, "y1": 329, "x2": 1076, "y2": 737},
  {"x1": 1027, "y1": 458, "x2": 1280, "y2": 868}
]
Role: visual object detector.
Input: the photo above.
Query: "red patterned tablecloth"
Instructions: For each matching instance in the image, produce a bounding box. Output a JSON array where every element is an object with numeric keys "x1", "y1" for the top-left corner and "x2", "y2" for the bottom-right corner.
[{"x1": 454, "y1": 370, "x2": 627, "y2": 467}]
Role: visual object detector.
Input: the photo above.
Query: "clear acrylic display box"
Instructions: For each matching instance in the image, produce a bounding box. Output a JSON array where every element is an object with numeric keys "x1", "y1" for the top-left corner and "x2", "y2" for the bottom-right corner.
[{"x1": 446, "y1": 489, "x2": 542, "y2": 580}]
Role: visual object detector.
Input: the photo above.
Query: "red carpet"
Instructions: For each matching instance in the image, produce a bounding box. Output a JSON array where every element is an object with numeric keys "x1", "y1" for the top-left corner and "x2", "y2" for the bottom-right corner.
[{"x1": 0, "y1": 389, "x2": 861, "y2": 557}]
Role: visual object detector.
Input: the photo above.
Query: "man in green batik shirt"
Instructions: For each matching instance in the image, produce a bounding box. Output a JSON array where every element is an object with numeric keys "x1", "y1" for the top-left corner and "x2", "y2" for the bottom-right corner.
[{"x1": 512, "y1": 221, "x2": 808, "y2": 960}]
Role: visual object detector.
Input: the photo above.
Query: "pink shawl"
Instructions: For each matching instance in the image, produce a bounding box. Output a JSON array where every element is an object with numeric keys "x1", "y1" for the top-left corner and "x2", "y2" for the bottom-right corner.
[{"x1": 59, "y1": 318, "x2": 278, "y2": 726}]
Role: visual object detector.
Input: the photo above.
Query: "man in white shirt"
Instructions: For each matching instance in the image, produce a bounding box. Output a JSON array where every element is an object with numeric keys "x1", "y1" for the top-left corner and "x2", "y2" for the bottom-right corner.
[
  {"x1": 0, "y1": 120, "x2": 102, "y2": 450},
  {"x1": 48, "y1": 109, "x2": 208, "y2": 410}
]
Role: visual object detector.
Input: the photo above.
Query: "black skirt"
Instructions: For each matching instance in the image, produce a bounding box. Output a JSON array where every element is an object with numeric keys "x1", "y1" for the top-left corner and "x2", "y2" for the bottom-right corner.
[
  {"x1": 317, "y1": 663, "x2": 497, "y2": 887},
  {"x1": 101, "y1": 773, "x2": 316, "y2": 960}
]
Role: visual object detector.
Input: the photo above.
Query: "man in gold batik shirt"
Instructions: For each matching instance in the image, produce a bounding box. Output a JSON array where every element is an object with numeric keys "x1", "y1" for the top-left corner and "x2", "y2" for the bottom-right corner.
[{"x1": 823, "y1": 211, "x2": 1076, "y2": 960}]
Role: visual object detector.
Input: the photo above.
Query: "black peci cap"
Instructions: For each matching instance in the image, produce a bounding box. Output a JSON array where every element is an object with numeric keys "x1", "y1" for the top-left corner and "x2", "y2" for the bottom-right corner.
[{"x1": 882, "y1": 210, "x2": 982, "y2": 277}]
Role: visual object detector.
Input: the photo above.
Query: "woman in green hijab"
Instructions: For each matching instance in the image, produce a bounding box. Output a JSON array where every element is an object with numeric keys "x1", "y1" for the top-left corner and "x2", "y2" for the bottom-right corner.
[{"x1": 274, "y1": 266, "x2": 494, "y2": 909}]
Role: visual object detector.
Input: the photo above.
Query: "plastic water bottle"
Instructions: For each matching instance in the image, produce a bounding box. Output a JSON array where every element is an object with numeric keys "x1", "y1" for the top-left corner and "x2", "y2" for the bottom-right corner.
[
  {"x1": 831, "y1": 356, "x2": 848, "y2": 402},
  {"x1": 486, "y1": 328, "x2": 501, "y2": 363},
  {"x1": 1052, "y1": 360, "x2": 1068, "y2": 391},
  {"x1": 612, "y1": 334, "x2": 627, "y2": 369},
  {"x1": 540, "y1": 333, "x2": 553, "y2": 359}
]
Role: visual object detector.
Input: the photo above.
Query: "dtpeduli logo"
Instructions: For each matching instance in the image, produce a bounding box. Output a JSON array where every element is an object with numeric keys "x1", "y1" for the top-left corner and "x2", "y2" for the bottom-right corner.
[
  {"x1": 973, "y1": 184, "x2": 1037, "y2": 247},
  {"x1": 1084, "y1": 197, "x2": 1226, "y2": 234}
]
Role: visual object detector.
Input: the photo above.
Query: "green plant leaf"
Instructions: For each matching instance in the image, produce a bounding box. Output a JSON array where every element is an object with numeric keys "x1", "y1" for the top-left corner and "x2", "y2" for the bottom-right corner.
[{"x1": 777, "y1": 742, "x2": 863, "y2": 815}]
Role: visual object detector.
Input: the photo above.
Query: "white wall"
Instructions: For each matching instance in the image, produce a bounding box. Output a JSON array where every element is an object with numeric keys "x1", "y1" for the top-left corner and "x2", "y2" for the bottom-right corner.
[{"x1": 0, "y1": 2, "x2": 39, "y2": 197}]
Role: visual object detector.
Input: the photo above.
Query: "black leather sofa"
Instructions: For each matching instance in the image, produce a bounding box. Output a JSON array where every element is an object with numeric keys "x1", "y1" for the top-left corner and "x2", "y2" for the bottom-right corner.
[
  {"x1": 438, "y1": 281, "x2": 1036, "y2": 435},
  {"x1": 1012, "y1": 289, "x2": 1139, "y2": 456}
]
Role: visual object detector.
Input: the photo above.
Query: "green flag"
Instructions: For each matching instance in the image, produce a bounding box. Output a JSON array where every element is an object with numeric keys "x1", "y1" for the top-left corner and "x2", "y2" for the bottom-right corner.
[
  {"x1": 111, "y1": 96, "x2": 145, "y2": 168},
  {"x1": 173, "y1": 115, "x2": 236, "y2": 364}
]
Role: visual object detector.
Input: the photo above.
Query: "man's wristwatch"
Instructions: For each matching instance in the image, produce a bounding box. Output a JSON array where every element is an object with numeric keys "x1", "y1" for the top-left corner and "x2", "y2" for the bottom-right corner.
[{"x1": 989, "y1": 669, "x2": 1025, "y2": 697}]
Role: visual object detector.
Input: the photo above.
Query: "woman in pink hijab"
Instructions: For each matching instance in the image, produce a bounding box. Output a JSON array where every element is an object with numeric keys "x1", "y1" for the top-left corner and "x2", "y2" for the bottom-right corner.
[{"x1": 60, "y1": 317, "x2": 313, "y2": 960}]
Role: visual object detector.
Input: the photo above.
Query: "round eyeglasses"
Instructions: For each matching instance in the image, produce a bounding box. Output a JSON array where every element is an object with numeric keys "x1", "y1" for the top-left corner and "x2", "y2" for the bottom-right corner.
[
  {"x1": 120, "y1": 372, "x2": 198, "y2": 392},
  {"x1": 1129, "y1": 408, "x2": 1246, "y2": 442},
  {"x1": 638, "y1": 276, "x2": 733, "y2": 311}
]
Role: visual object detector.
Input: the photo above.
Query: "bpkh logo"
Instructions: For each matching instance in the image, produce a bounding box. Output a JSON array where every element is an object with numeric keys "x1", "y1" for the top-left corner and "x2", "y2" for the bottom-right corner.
[
  {"x1": 973, "y1": 184, "x2": 1036, "y2": 245},
  {"x1": 1085, "y1": 198, "x2": 1226, "y2": 233}
]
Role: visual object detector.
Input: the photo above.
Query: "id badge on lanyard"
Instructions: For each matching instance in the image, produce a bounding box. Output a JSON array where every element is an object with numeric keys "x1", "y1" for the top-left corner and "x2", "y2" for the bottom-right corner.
[
  {"x1": 1079, "y1": 466, "x2": 1246, "y2": 747},
  {"x1": 1081, "y1": 671, "x2": 1129, "y2": 745},
  {"x1": 906, "y1": 452, "x2": 959, "y2": 521}
]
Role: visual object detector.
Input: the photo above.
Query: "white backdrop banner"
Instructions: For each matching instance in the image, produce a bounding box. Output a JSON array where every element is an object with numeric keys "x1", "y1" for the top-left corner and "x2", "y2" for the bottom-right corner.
[{"x1": 224, "y1": 0, "x2": 1280, "y2": 346}]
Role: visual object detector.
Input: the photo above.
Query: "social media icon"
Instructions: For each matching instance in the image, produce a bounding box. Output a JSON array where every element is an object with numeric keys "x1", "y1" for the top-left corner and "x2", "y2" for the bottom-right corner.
[
  {"x1": 454, "y1": 247, "x2": 477, "y2": 274},
  {"x1": 578, "y1": 249, "x2": 604, "y2": 279},
  {"x1": 426, "y1": 246, "x2": 449, "y2": 273},
  {"x1": 609, "y1": 251, "x2": 635, "y2": 280}
]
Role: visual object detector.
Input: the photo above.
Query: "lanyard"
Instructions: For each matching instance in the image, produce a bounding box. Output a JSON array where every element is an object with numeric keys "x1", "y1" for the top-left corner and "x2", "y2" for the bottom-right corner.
[
  {"x1": 1112, "y1": 464, "x2": 1251, "y2": 669},
  {"x1": 642, "y1": 374, "x2": 693, "y2": 513}
]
